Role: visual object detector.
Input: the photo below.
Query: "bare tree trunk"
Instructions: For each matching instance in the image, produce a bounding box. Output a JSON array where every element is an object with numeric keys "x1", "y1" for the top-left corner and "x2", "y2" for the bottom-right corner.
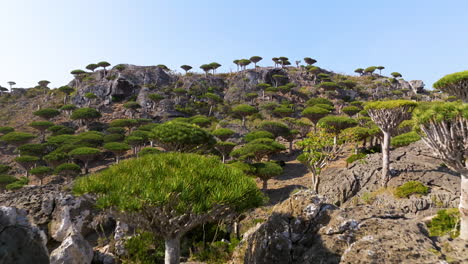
[
  {"x1": 222, "y1": 154, "x2": 226, "y2": 164},
  {"x1": 314, "y1": 175, "x2": 320, "y2": 193},
  {"x1": 209, "y1": 105, "x2": 213, "y2": 116},
  {"x1": 165, "y1": 237, "x2": 180, "y2": 264},
  {"x1": 381, "y1": 131, "x2": 391, "y2": 187},
  {"x1": 460, "y1": 174, "x2": 468, "y2": 240},
  {"x1": 84, "y1": 161, "x2": 89, "y2": 174},
  {"x1": 262, "y1": 180, "x2": 268, "y2": 190},
  {"x1": 242, "y1": 116, "x2": 246, "y2": 127},
  {"x1": 116, "y1": 155, "x2": 120, "y2": 164}
]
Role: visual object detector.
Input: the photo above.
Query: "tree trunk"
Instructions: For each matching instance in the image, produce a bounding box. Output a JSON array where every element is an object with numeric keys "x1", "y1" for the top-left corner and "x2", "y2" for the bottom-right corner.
[
  {"x1": 116, "y1": 155, "x2": 120, "y2": 164},
  {"x1": 333, "y1": 135, "x2": 337, "y2": 148},
  {"x1": 262, "y1": 90, "x2": 265, "y2": 100},
  {"x1": 289, "y1": 141, "x2": 293, "y2": 153},
  {"x1": 84, "y1": 161, "x2": 89, "y2": 174},
  {"x1": 314, "y1": 175, "x2": 320, "y2": 193},
  {"x1": 222, "y1": 154, "x2": 226, "y2": 164},
  {"x1": 165, "y1": 237, "x2": 181, "y2": 264},
  {"x1": 460, "y1": 174, "x2": 468, "y2": 240},
  {"x1": 209, "y1": 105, "x2": 213, "y2": 116},
  {"x1": 262, "y1": 180, "x2": 268, "y2": 190},
  {"x1": 242, "y1": 116, "x2": 246, "y2": 127},
  {"x1": 381, "y1": 131, "x2": 391, "y2": 187}
]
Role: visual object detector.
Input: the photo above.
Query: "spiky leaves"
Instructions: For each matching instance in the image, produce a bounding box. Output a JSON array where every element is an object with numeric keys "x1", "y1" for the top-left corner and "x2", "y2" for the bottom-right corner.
[
  {"x1": 150, "y1": 122, "x2": 215, "y2": 153},
  {"x1": 433, "y1": 71, "x2": 468, "y2": 103},
  {"x1": 73, "y1": 153, "x2": 263, "y2": 263}
]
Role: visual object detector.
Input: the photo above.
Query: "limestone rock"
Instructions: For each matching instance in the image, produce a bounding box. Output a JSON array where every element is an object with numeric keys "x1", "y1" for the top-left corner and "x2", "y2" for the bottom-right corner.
[
  {"x1": 0, "y1": 207, "x2": 49, "y2": 264},
  {"x1": 50, "y1": 233, "x2": 93, "y2": 264},
  {"x1": 409, "y1": 80, "x2": 425, "y2": 94}
]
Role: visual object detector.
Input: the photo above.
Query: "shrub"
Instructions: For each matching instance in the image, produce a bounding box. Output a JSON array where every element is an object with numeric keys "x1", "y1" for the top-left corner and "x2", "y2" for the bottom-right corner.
[
  {"x1": 394, "y1": 181, "x2": 429, "y2": 198},
  {"x1": 150, "y1": 122, "x2": 215, "y2": 152},
  {"x1": 212, "y1": 128, "x2": 235, "y2": 141},
  {"x1": 244, "y1": 131, "x2": 274, "y2": 142},
  {"x1": 1, "y1": 132, "x2": 35, "y2": 147},
  {"x1": 48, "y1": 125, "x2": 74, "y2": 136},
  {"x1": 391, "y1": 131, "x2": 421, "y2": 147},
  {"x1": 103, "y1": 134, "x2": 125, "y2": 143},
  {"x1": 138, "y1": 147, "x2": 161, "y2": 156},
  {"x1": 306, "y1": 97, "x2": 333, "y2": 107},
  {"x1": 0, "y1": 165, "x2": 11, "y2": 174},
  {"x1": 0, "y1": 126, "x2": 14, "y2": 135},
  {"x1": 427, "y1": 208, "x2": 460, "y2": 238},
  {"x1": 0, "y1": 175, "x2": 17, "y2": 185},
  {"x1": 346, "y1": 153, "x2": 367, "y2": 165},
  {"x1": 106, "y1": 127, "x2": 126, "y2": 134},
  {"x1": 122, "y1": 231, "x2": 165, "y2": 264},
  {"x1": 54, "y1": 163, "x2": 82, "y2": 177},
  {"x1": 33, "y1": 108, "x2": 60, "y2": 120},
  {"x1": 71, "y1": 107, "x2": 101, "y2": 121},
  {"x1": 6, "y1": 177, "x2": 28, "y2": 190}
]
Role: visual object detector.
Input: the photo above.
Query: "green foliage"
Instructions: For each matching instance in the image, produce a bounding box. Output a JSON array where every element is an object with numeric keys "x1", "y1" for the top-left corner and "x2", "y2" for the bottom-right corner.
[
  {"x1": 413, "y1": 102, "x2": 467, "y2": 125},
  {"x1": 228, "y1": 161, "x2": 255, "y2": 175},
  {"x1": 244, "y1": 131, "x2": 274, "y2": 142},
  {"x1": 212, "y1": 128, "x2": 235, "y2": 141},
  {"x1": 74, "y1": 153, "x2": 264, "y2": 214},
  {"x1": 123, "y1": 101, "x2": 141, "y2": 110},
  {"x1": 48, "y1": 125, "x2": 74, "y2": 136},
  {"x1": 114, "y1": 64, "x2": 126, "y2": 71},
  {"x1": 109, "y1": 119, "x2": 138, "y2": 128},
  {"x1": 58, "y1": 86, "x2": 75, "y2": 95},
  {"x1": 1, "y1": 132, "x2": 35, "y2": 146},
  {"x1": 138, "y1": 147, "x2": 161, "y2": 156},
  {"x1": 190, "y1": 115, "x2": 211, "y2": 127},
  {"x1": 365, "y1": 100, "x2": 418, "y2": 110},
  {"x1": 69, "y1": 147, "x2": 100, "y2": 158},
  {"x1": 30, "y1": 121, "x2": 54, "y2": 130},
  {"x1": 192, "y1": 239, "x2": 240, "y2": 264},
  {"x1": 0, "y1": 126, "x2": 14, "y2": 135},
  {"x1": 391, "y1": 72, "x2": 402, "y2": 78},
  {"x1": 342, "y1": 106, "x2": 361, "y2": 117},
  {"x1": 306, "y1": 97, "x2": 333, "y2": 107},
  {"x1": 30, "y1": 166, "x2": 53, "y2": 177},
  {"x1": 59, "y1": 104, "x2": 77, "y2": 111},
  {"x1": 231, "y1": 138, "x2": 285, "y2": 162},
  {"x1": 0, "y1": 175, "x2": 17, "y2": 185},
  {"x1": 394, "y1": 181, "x2": 429, "y2": 198},
  {"x1": 71, "y1": 69, "x2": 86, "y2": 75},
  {"x1": 319, "y1": 82, "x2": 339, "y2": 91},
  {"x1": 364, "y1": 66, "x2": 377, "y2": 74},
  {"x1": 434, "y1": 71, "x2": 468, "y2": 90},
  {"x1": 107, "y1": 127, "x2": 127, "y2": 134},
  {"x1": 71, "y1": 107, "x2": 101, "y2": 120},
  {"x1": 54, "y1": 163, "x2": 81, "y2": 176},
  {"x1": 252, "y1": 162, "x2": 283, "y2": 182},
  {"x1": 104, "y1": 142, "x2": 131, "y2": 152},
  {"x1": 317, "y1": 116, "x2": 357, "y2": 134},
  {"x1": 97, "y1": 61, "x2": 111, "y2": 68},
  {"x1": 104, "y1": 134, "x2": 125, "y2": 143},
  {"x1": 258, "y1": 121, "x2": 290, "y2": 138},
  {"x1": 150, "y1": 121, "x2": 215, "y2": 152},
  {"x1": 391, "y1": 131, "x2": 421, "y2": 147},
  {"x1": 33, "y1": 108, "x2": 60, "y2": 119},
  {"x1": 232, "y1": 104, "x2": 258, "y2": 116},
  {"x1": 302, "y1": 106, "x2": 330, "y2": 124},
  {"x1": 0, "y1": 165, "x2": 11, "y2": 174},
  {"x1": 6, "y1": 177, "x2": 28, "y2": 190},
  {"x1": 346, "y1": 153, "x2": 367, "y2": 165},
  {"x1": 43, "y1": 151, "x2": 69, "y2": 167},
  {"x1": 273, "y1": 106, "x2": 294, "y2": 117},
  {"x1": 18, "y1": 143, "x2": 47, "y2": 157},
  {"x1": 122, "y1": 231, "x2": 165, "y2": 264},
  {"x1": 148, "y1": 93, "x2": 164, "y2": 101},
  {"x1": 427, "y1": 208, "x2": 460, "y2": 238}
]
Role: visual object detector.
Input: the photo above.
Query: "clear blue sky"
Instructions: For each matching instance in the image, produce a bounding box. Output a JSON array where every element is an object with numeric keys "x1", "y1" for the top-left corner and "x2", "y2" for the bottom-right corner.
[{"x1": 0, "y1": 0, "x2": 467, "y2": 89}]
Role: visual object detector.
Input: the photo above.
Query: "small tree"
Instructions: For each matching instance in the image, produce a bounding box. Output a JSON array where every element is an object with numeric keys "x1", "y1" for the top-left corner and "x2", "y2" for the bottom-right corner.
[
  {"x1": 233, "y1": 60, "x2": 240, "y2": 72},
  {"x1": 59, "y1": 104, "x2": 77, "y2": 117},
  {"x1": 272, "y1": 57, "x2": 280, "y2": 68},
  {"x1": 376, "y1": 66, "x2": 385, "y2": 75},
  {"x1": 30, "y1": 166, "x2": 52, "y2": 185},
  {"x1": 55, "y1": 163, "x2": 81, "y2": 180},
  {"x1": 391, "y1": 72, "x2": 402, "y2": 79},
  {"x1": 123, "y1": 102, "x2": 141, "y2": 118},
  {"x1": 33, "y1": 108, "x2": 60, "y2": 120},
  {"x1": 7, "y1": 81, "x2": 16, "y2": 90},
  {"x1": 208, "y1": 62, "x2": 221, "y2": 74},
  {"x1": 200, "y1": 64, "x2": 212, "y2": 76},
  {"x1": 215, "y1": 141, "x2": 236, "y2": 163},
  {"x1": 365, "y1": 100, "x2": 417, "y2": 187},
  {"x1": 302, "y1": 106, "x2": 330, "y2": 132},
  {"x1": 364, "y1": 66, "x2": 377, "y2": 76},
  {"x1": 253, "y1": 162, "x2": 283, "y2": 190},
  {"x1": 257, "y1": 83, "x2": 271, "y2": 100},
  {"x1": 297, "y1": 131, "x2": 342, "y2": 193},
  {"x1": 71, "y1": 108, "x2": 101, "y2": 130},
  {"x1": 413, "y1": 102, "x2": 468, "y2": 240},
  {"x1": 204, "y1": 93, "x2": 221, "y2": 116},
  {"x1": 58, "y1": 85, "x2": 75, "y2": 103},
  {"x1": 304, "y1": 57, "x2": 317, "y2": 66},
  {"x1": 342, "y1": 105, "x2": 361, "y2": 117},
  {"x1": 1, "y1": 132, "x2": 35, "y2": 149},
  {"x1": 212, "y1": 128, "x2": 235, "y2": 141},
  {"x1": 104, "y1": 142, "x2": 131, "y2": 163},
  {"x1": 69, "y1": 147, "x2": 100, "y2": 174},
  {"x1": 231, "y1": 138, "x2": 285, "y2": 162},
  {"x1": 109, "y1": 119, "x2": 139, "y2": 134},
  {"x1": 244, "y1": 131, "x2": 274, "y2": 142},
  {"x1": 238, "y1": 59, "x2": 251, "y2": 71},
  {"x1": 86, "y1": 63, "x2": 98, "y2": 72},
  {"x1": 180, "y1": 65, "x2": 192, "y2": 74},
  {"x1": 73, "y1": 153, "x2": 263, "y2": 264},
  {"x1": 250, "y1": 56, "x2": 263, "y2": 68},
  {"x1": 84, "y1": 92, "x2": 98, "y2": 106},
  {"x1": 148, "y1": 93, "x2": 165, "y2": 110},
  {"x1": 433, "y1": 71, "x2": 468, "y2": 103},
  {"x1": 150, "y1": 122, "x2": 215, "y2": 152},
  {"x1": 232, "y1": 104, "x2": 258, "y2": 127},
  {"x1": 0, "y1": 127, "x2": 14, "y2": 136},
  {"x1": 97, "y1": 61, "x2": 111, "y2": 72},
  {"x1": 15, "y1": 155, "x2": 39, "y2": 178},
  {"x1": 258, "y1": 121, "x2": 290, "y2": 138},
  {"x1": 38, "y1": 80, "x2": 50, "y2": 88},
  {"x1": 317, "y1": 116, "x2": 357, "y2": 146},
  {"x1": 30, "y1": 121, "x2": 54, "y2": 142}
]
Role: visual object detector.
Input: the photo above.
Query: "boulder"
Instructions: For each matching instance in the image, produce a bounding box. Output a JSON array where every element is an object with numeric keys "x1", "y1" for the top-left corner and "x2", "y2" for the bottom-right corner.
[
  {"x1": 50, "y1": 233, "x2": 93, "y2": 264},
  {"x1": 0, "y1": 207, "x2": 49, "y2": 264},
  {"x1": 409, "y1": 80, "x2": 425, "y2": 94}
]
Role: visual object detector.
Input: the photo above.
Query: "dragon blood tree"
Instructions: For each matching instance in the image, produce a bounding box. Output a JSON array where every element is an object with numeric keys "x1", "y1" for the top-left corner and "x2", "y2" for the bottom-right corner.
[{"x1": 414, "y1": 80, "x2": 468, "y2": 240}]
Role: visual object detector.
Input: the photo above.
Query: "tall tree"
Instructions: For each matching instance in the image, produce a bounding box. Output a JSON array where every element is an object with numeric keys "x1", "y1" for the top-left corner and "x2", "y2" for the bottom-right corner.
[
  {"x1": 180, "y1": 65, "x2": 192, "y2": 74},
  {"x1": 7, "y1": 81, "x2": 16, "y2": 91},
  {"x1": 233, "y1": 60, "x2": 240, "y2": 72},
  {"x1": 232, "y1": 104, "x2": 258, "y2": 127},
  {"x1": 253, "y1": 162, "x2": 283, "y2": 190},
  {"x1": 97, "y1": 61, "x2": 111, "y2": 71},
  {"x1": 304, "y1": 57, "x2": 317, "y2": 66},
  {"x1": 365, "y1": 100, "x2": 417, "y2": 187},
  {"x1": 354, "y1": 68, "x2": 364, "y2": 76},
  {"x1": 238, "y1": 59, "x2": 251, "y2": 71},
  {"x1": 302, "y1": 106, "x2": 330, "y2": 132},
  {"x1": 391, "y1": 72, "x2": 402, "y2": 79},
  {"x1": 364, "y1": 66, "x2": 377, "y2": 76},
  {"x1": 413, "y1": 102, "x2": 468, "y2": 240},
  {"x1": 73, "y1": 153, "x2": 263, "y2": 264},
  {"x1": 70, "y1": 107, "x2": 102, "y2": 131},
  {"x1": 58, "y1": 85, "x2": 75, "y2": 104},
  {"x1": 208, "y1": 62, "x2": 221, "y2": 74},
  {"x1": 376, "y1": 66, "x2": 385, "y2": 75},
  {"x1": 433, "y1": 71, "x2": 468, "y2": 103},
  {"x1": 249, "y1": 56, "x2": 263, "y2": 69},
  {"x1": 86, "y1": 63, "x2": 99, "y2": 72},
  {"x1": 69, "y1": 147, "x2": 100, "y2": 174},
  {"x1": 200, "y1": 64, "x2": 212, "y2": 76},
  {"x1": 38, "y1": 80, "x2": 50, "y2": 88}
]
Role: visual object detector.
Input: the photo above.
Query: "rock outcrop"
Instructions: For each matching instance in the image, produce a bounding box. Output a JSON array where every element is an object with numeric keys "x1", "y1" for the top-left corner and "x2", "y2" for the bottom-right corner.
[{"x1": 0, "y1": 207, "x2": 49, "y2": 264}]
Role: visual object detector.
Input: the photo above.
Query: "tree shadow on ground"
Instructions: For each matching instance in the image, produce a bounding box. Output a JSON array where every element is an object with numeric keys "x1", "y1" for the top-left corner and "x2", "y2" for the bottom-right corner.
[{"x1": 264, "y1": 184, "x2": 308, "y2": 205}]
